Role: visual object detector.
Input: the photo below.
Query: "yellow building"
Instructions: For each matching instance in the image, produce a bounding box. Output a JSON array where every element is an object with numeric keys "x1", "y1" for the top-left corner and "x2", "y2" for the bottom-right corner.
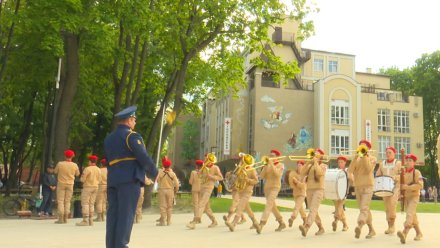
[{"x1": 201, "y1": 21, "x2": 425, "y2": 167}]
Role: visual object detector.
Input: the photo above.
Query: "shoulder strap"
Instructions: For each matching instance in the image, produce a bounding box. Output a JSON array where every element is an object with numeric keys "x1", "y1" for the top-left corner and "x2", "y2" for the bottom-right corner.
[{"x1": 125, "y1": 131, "x2": 136, "y2": 151}]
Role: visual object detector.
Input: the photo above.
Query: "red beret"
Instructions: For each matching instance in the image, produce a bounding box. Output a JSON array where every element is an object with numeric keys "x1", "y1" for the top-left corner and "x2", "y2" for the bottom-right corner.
[
  {"x1": 405, "y1": 154, "x2": 417, "y2": 162},
  {"x1": 195, "y1": 159, "x2": 204, "y2": 165},
  {"x1": 162, "y1": 157, "x2": 172, "y2": 167},
  {"x1": 386, "y1": 146, "x2": 397, "y2": 154},
  {"x1": 270, "y1": 149, "x2": 281, "y2": 156},
  {"x1": 359, "y1": 139, "x2": 372, "y2": 149},
  {"x1": 88, "y1": 155, "x2": 98, "y2": 162},
  {"x1": 100, "y1": 158, "x2": 107, "y2": 165},
  {"x1": 315, "y1": 148, "x2": 325, "y2": 155},
  {"x1": 64, "y1": 149, "x2": 75, "y2": 158},
  {"x1": 337, "y1": 156, "x2": 347, "y2": 162},
  {"x1": 297, "y1": 160, "x2": 305, "y2": 165}
]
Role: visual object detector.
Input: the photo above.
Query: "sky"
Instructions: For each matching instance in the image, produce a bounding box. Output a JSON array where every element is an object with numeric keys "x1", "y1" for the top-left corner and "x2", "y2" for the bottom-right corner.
[{"x1": 299, "y1": 0, "x2": 440, "y2": 73}]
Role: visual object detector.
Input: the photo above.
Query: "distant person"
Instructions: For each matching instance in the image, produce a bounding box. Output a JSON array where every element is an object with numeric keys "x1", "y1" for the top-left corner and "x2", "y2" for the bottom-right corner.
[
  {"x1": 155, "y1": 157, "x2": 179, "y2": 226},
  {"x1": 420, "y1": 188, "x2": 426, "y2": 202},
  {"x1": 39, "y1": 166, "x2": 57, "y2": 217},
  {"x1": 95, "y1": 158, "x2": 108, "y2": 222},
  {"x1": 76, "y1": 155, "x2": 101, "y2": 226},
  {"x1": 54, "y1": 149, "x2": 80, "y2": 224}
]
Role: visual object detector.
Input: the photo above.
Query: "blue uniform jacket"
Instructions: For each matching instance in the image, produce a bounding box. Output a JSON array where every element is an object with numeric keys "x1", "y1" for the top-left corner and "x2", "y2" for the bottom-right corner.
[{"x1": 104, "y1": 124, "x2": 158, "y2": 187}]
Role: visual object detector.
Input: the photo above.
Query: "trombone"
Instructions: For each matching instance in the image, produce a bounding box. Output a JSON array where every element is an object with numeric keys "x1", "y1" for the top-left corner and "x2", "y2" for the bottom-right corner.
[
  {"x1": 288, "y1": 148, "x2": 331, "y2": 162},
  {"x1": 340, "y1": 145, "x2": 375, "y2": 158},
  {"x1": 246, "y1": 155, "x2": 286, "y2": 170}
]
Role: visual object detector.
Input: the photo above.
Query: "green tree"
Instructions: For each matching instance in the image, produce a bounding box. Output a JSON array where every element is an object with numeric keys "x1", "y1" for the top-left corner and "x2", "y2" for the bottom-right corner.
[{"x1": 180, "y1": 119, "x2": 200, "y2": 160}]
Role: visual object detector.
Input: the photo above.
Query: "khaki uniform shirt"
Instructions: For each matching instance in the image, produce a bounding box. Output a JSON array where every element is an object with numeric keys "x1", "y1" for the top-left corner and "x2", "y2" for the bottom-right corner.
[
  {"x1": 80, "y1": 165, "x2": 101, "y2": 188},
  {"x1": 347, "y1": 156, "x2": 376, "y2": 187},
  {"x1": 54, "y1": 161, "x2": 80, "y2": 185},
  {"x1": 288, "y1": 170, "x2": 306, "y2": 196},
  {"x1": 157, "y1": 168, "x2": 179, "y2": 190},
  {"x1": 189, "y1": 170, "x2": 201, "y2": 192},
  {"x1": 403, "y1": 169, "x2": 424, "y2": 198},
  {"x1": 201, "y1": 165, "x2": 223, "y2": 190},
  {"x1": 99, "y1": 167, "x2": 108, "y2": 185},
  {"x1": 300, "y1": 161, "x2": 326, "y2": 190},
  {"x1": 260, "y1": 162, "x2": 284, "y2": 190}
]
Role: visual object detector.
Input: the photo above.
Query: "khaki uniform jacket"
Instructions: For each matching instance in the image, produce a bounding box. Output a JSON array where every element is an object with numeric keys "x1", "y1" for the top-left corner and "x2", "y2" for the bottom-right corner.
[
  {"x1": 241, "y1": 169, "x2": 258, "y2": 193},
  {"x1": 54, "y1": 161, "x2": 80, "y2": 185},
  {"x1": 288, "y1": 170, "x2": 306, "y2": 197},
  {"x1": 347, "y1": 156, "x2": 376, "y2": 187},
  {"x1": 99, "y1": 167, "x2": 108, "y2": 185},
  {"x1": 260, "y1": 162, "x2": 284, "y2": 190},
  {"x1": 300, "y1": 161, "x2": 326, "y2": 190},
  {"x1": 80, "y1": 165, "x2": 101, "y2": 188},
  {"x1": 157, "y1": 169, "x2": 179, "y2": 191},
  {"x1": 201, "y1": 165, "x2": 223, "y2": 190},
  {"x1": 403, "y1": 169, "x2": 424, "y2": 198},
  {"x1": 189, "y1": 170, "x2": 201, "y2": 192}
]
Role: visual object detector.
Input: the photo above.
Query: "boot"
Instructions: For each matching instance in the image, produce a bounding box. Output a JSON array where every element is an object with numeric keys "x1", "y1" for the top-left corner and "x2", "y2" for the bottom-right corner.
[
  {"x1": 332, "y1": 219, "x2": 338, "y2": 232},
  {"x1": 413, "y1": 224, "x2": 423, "y2": 241},
  {"x1": 156, "y1": 221, "x2": 166, "y2": 226},
  {"x1": 299, "y1": 224, "x2": 309, "y2": 237},
  {"x1": 223, "y1": 212, "x2": 233, "y2": 222},
  {"x1": 226, "y1": 216, "x2": 239, "y2": 232},
  {"x1": 76, "y1": 216, "x2": 90, "y2": 226},
  {"x1": 166, "y1": 214, "x2": 171, "y2": 226},
  {"x1": 397, "y1": 227, "x2": 410, "y2": 244},
  {"x1": 365, "y1": 224, "x2": 376, "y2": 239},
  {"x1": 288, "y1": 216, "x2": 295, "y2": 227},
  {"x1": 208, "y1": 215, "x2": 218, "y2": 228},
  {"x1": 237, "y1": 216, "x2": 247, "y2": 225},
  {"x1": 384, "y1": 219, "x2": 395, "y2": 234},
  {"x1": 355, "y1": 226, "x2": 362, "y2": 239},
  {"x1": 89, "y1": 217, "x2": 94, "y2": 226},
  {"x1": 302, "y1": 217, "x2": 307, "y2": 225},
  {"x1": 250, "y1": 217, "x2": 258, "y2": 230},
  {"x1": 63, "y1": 213, "x2": 68, "y2": 223},
  {"x1": 275, "y1": 219, "x2": 286, "y2": 232},
  {"x1": 54, "y1": 214, "x2": 64, "y2": 224},
  {"x1": 315, "y1": 223, "x2": 325, "y2": 236},
  {"x1": 186, "y1": 217, "x2": 200, "y2": 229},
  {"x1": 342, "y1": 219, "x2": 348, "y2": 231},
  {"x1": 156, "y1": 214, "x2": 166, "y2": 226},
  {"x1": 94, "y1": 213, "x2": 103, "y2": 222},
  {"x1": 255, "y1": 220, "x2": 266, "y2": 234},
  {"x1": 189, "y1": 217, "x2": 200, "y2": 224}
]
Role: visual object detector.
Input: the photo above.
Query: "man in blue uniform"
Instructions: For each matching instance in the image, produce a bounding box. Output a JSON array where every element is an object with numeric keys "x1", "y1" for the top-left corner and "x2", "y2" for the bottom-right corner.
[{"x1": 104, "y1": 106, "x2": 158, "y2": 248}]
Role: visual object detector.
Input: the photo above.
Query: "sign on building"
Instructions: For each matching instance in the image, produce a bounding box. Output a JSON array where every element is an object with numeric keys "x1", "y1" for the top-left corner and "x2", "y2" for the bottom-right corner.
[
  {"x1": 365, "y1": 119, "x2": 372, "y2": 141},
  {"x1": 224, "y1": 118, "x2": 231, "y2": 155}
]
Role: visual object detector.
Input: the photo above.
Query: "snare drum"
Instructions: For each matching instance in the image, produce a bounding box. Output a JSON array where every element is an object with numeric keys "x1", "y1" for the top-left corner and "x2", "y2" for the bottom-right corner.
[
  {"x1": 324, "y1": 169, "x2": 348, "y2": 200},
  {"x1": 374, "y1": 176, "x2": 395, "y2": 197}
]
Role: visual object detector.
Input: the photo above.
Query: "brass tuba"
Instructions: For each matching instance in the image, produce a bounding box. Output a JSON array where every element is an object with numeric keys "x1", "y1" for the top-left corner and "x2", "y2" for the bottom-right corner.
[
  {"x1": 233, "y1": 153, "x2": 255, "y2": 191},
  {"x1": 199, "y1": 153, "x2": 217, "y2": 183}
]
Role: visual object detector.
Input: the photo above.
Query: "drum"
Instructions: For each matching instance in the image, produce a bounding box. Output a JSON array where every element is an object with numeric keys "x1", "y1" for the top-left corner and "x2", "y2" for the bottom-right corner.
[
  {"x1": 324, "y1": 169, "x2": 348, "y2": 200},
  {"x1": 374, "y1": 176, "x2": 395, "y2": 197}
]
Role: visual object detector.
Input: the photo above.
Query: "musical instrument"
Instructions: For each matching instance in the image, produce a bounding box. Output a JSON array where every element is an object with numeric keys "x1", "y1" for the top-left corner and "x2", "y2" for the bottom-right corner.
[
  {"x1": 373, "y1": 176, "x2": 395, "y2": 197},
  {"x1": 289, "y1": 148, "x2": 331, "y2": 162},
  {"x1": 224, "y1": 153, "x2": 255, "y2": 191},
  {"x1": 246, "y1": 155, "x2": 286, "y2": 170},
  {"x1": 340, "y1": 145, "x2": 376, "y2": 157},
  {"x1": 223, "y1": 171, "x2": 237, "y2": 192},
  {"x1": 199, "y1": 153, "x2": 217, "y2": 184},
  {"x1": 324, "y1": 169, "x2": 348, "y2": 200}
]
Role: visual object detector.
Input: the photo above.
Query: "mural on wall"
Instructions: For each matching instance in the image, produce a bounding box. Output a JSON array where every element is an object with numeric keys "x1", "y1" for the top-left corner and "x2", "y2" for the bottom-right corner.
[
  {"x1": 284, "y1": 126, "x2": 313, "y2": 154},
  {"x1": 260, "y1": 95, "x2": 292, "y2": 129}
]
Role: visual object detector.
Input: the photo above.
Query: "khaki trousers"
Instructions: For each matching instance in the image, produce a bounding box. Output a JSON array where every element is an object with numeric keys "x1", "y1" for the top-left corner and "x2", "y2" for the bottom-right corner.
[
  {"x1": 383, "y1": 187, "x2": 399, "y2": 222},
  {"x1": 305, "y1": 189, "x2": 324, "y2": 227},
  {"x1": 228, "y1": 190, "x2": 240, "y2": 214},
  {"x1": 159, "y1": 188, "x2": 174, "y2": 219},
  {"x1": 355, "y1": 186, "x2": 373, "y2": 226},
  {"x1": 196, "y1": 188, "x2": 214, "y2": 218},
  {"x1": 95, "y1": 184, "x2": 107, "y2": 214},
  {"x1": 191, "y1": 190, "x2": 200, "y2": 217},
  {"x1": 292, "y1": 195, "x2": 307, "y2": 219},
  {"x1": 403, "y1": 196, "x2": 419, "y2": 228},
  {"x1": 81, "y1": 187, "x2": 98, "y2": 217},
  {"x1": 136, "y1": 187, "x2": 145, "y2": 217},
  {"x1": 334, "y1": 199, "x2": 346, "y2": 221},
  {"x1": 56, "y1": 183, "x2": 74, "y2": 216},
  {"x1": 261, "y1": 187, "x2": 282, "y2": 222},
  {"x1": 235, "y1": 191, "x2": 255, "y2": 220}
]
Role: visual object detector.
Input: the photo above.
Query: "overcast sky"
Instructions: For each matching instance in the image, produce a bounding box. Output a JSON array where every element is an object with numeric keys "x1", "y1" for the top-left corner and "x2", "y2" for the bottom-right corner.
[{"x1": 300, "y1": 0, "x2": 440, "y2": 73}]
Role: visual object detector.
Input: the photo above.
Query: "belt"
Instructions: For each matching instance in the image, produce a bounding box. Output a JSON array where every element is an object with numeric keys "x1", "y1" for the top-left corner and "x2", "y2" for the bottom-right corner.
[{"x1": 109, "y1": 157, "x2": 137, "y2": 166}]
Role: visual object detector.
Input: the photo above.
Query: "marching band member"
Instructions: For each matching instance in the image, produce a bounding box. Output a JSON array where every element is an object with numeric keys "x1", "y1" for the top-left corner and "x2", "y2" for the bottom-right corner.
[
  {"x1": 188, "y1": 159, "x2": 203, "y2": 224},
  {"x1": 299, "y1": 148, "x2": 327, "y2": 237},
  {"x1": 95, "y1": 158, "x2": 108, "y2": 222},
  {"x1": 156, "y1": 157, "x2": 180, "y2": 226},
  {"x1": 135, "y1": 176, "x2": 153, "y2": 224},
  {"x1": 287, "y1": 160, "x2": 307, "y2": 228},
  {"x1": 332, "y1": 156, "x2": 349, "y2": 232},
  {"x1": 376, "y1": 146, "x2": 402, "y2": 234},
  {"x1": 397, "y1": 154, "x2": 424, "y2": 244},
  {"x1": 77, "y1": 155, "x2": 101, "y2": 226},
  {"x1": 254, "y1": 149, "x2": 286, "y2": 234},
  {"x1": 347, "y1": 139, "x2": 376, "y2": 239},
  {"x1": 225, "y1": 154, "x2": 259, "y2": 231},
  {"x1": 186, "y1": 153, "x2": 223, "y2": 229},
  {"x1": 223, "y1": 171, "x2": 246, "y2": 225}
]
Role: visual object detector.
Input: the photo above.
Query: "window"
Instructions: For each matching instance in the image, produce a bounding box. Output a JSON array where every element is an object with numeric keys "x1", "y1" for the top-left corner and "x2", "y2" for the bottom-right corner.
[
  {"x1": 378, "y1": 109, "x2": 390, "y2": 132},
  {"x1": 394, "y1": 111, "x2": 410, "y2": 133},
  {"x1": 331, "y1": 100, "x2": 349, "y2": 125},
  {"x1": 329, "y1": 60, "x2": 338, "y2": 73},
  {"x1": 378, "y1": 136, "x2": 391, "y2": 160},
  {"x1": 261, "y1": 71, "x2": 280, "y2": 88},
  {"x1": 394, "y1": 137, "x2": 410, "y2": 159},
  {"x1": 313, "y1": 59, "x2": 324, "y2": 72},
  {"x1": 331, "y1": 130, "x2": 349, "y2": 155}
]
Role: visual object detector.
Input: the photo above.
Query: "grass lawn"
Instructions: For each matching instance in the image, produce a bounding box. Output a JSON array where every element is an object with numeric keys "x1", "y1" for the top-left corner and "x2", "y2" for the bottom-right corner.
[{"x1": 321, "y1": 199, "x2": 440, "y2": 213}]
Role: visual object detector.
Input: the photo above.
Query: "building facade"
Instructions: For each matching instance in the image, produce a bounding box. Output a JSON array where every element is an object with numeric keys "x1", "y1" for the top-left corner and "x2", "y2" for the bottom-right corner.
[{"x1": 201, "y1": 20, "x2": 425, "y2": 168}]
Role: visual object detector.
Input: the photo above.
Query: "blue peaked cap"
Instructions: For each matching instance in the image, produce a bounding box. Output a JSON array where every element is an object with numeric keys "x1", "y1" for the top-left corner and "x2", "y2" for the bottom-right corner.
[{"x1": 115, "y1": 105, "x2": 137, "y2": 119}]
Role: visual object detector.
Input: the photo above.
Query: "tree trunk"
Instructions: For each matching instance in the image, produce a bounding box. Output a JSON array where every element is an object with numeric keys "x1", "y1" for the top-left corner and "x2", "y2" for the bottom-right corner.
[
  {"x1": 0, "y1": 0, "x2": 20, "y2": 84},
  {"x1": 54, "y1": 32, "x2": 80, "y2": 162}
]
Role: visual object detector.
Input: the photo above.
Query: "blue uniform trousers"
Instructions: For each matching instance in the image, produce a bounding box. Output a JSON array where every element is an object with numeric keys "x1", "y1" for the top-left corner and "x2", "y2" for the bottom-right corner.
[{"x1": 106, "y1": 182, "x2": 140, "y2": 248}]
